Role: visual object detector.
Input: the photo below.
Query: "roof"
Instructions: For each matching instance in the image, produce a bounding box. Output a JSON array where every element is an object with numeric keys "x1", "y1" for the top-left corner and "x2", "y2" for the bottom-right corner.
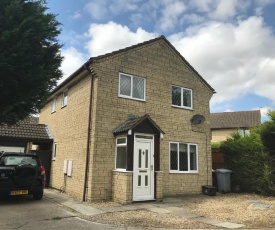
[
  {"x1": 211, "y1": 110, "x2": 261, "y2": 129},
  {"x1": 112, "y1": 114, "x2": 164, "y2": 134},
  {"x1": 51, "y1": 35, "x2": 215, "y2": 96},
  {"x1": 0, "y1": 117, "x2": 53, "y2": 141}
]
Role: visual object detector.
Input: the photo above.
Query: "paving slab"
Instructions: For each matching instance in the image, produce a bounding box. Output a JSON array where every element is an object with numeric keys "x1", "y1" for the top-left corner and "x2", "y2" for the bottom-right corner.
[
  {"x1": 64, "y1": 201, "x2": 105, "y2": 215},
  {"x1": 99, "y1": 206, "x2": 126, "y2": 213},
  {"x1": 120, "y1": 205, "x2": 143, "y2": 211},
  {"x1": 149, "y1": 207, "x2": 172, "y2": 214},
  {"x1": 214, "y1": 222, "x2": 246, "y2": 229},
  {"x1": 248, "y1": 203, "x2": 273, "y2": 210},
  {"x1": 193, "y1": 216, "x2": 223, "y2": 225},
  {"x1": 165, "y1": 206, "x2": 185, "y2": 212},
  {"x1": 134, "y1": 203, "x2": 157, "y2": 209},
  {"x1": 172, "y1": 210, "x2": 201, "y2": 219}
]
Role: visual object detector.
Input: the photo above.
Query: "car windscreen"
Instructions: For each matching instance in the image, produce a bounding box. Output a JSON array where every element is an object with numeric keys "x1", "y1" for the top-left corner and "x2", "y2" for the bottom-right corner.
[{"x1": 0, "y1": 156, "x2": 38, "y2": 166}]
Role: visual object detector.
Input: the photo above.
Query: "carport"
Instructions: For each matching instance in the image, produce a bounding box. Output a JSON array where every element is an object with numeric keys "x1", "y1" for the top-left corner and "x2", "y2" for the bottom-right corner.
[{"x1": 0, "y1": 117, "x2": 53, "y2": 186}]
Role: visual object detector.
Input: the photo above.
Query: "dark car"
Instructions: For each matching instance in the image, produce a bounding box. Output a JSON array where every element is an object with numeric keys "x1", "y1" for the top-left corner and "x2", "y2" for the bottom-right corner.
[{"x1": 0, "y1": 152, "x2": 46, "y2": 200}]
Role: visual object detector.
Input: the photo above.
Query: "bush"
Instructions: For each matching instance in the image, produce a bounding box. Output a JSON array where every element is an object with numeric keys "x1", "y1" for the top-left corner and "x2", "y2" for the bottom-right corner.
[{"x1": 220, "y1": 131, "x2": 275, "y2": 195}]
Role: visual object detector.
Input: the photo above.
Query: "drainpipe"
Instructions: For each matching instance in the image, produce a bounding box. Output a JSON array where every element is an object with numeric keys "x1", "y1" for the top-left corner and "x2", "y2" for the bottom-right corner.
[{"x1": 83, "y1": 65, "x2": 94, "y2": 202}]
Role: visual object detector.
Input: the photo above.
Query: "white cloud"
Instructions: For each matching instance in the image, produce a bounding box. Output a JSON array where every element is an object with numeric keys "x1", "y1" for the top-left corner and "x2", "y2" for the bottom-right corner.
[
  {"x1": 71, "y1": 11, "x2": 81, "y2": 20},
  {"x1": 211, "y1": 0, "x2": 239, "y2": 20},
  {"x1": 85, "y1": 21, "x2": 158, "y2": 57},
  {"x1": 59, "y1": 47, "x2": 87, "y2": 84},
  {"x1": 253, "y1": 106, "x2": 273, "y2": 121},
  {"x1": 169, "y1": 16, "x2": 275, "y2": 107},
  {"x1": 85, "y1": 1, "x2": 108, "y2": 20},
  {"x1": 159, "y1": 0, "x2": 186, "y2": 31}
]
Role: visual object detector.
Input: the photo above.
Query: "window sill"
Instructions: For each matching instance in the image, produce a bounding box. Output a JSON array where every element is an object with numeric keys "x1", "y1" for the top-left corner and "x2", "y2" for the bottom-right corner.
[
  {"x1": 172, "y1": 105, "x2": 193, "y2": 110},
  {"x1": 169, "y1": 171, "x2": 198, "y2": 174},
  {"x1": 112, "y1": 169, "x2": 133, "y2": 173},
  {"x1": 118, "y1": 95, "x2": 145, "y2": 102}
]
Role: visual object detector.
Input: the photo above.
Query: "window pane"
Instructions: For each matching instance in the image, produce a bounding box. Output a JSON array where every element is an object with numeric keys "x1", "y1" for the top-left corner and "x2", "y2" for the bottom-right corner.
[
  {"x1": 116, "y1": 146, "x2": 127, "y2": 169},
  {"x1": 120, "y1": 74, "x2": 131, "y2": 96},
  {"x1": 190, "y1": 145, "x2": 197, "y2": 170},
  {"x1": 145, "y1": 175, "x2": 148, "y2": 186},
  {"x1": 179, "y1": 143, "x2": 188, "y2": 171},
  {"x1": 138, "y1": 149, "x2": 142, "y2": 168},
  {"x1": 172, "y1": 86, "x2": 181, "y2": 106},
  {"x1": 145, "y1": 150, "x2": 148, "y2": 168},
  {"x1": 117, "y1": 138, "x2": 126, "y2": 144},
  {"x1": 52, "y1": 99, "x2": 56, "y2": 112},
  {"x1": 182, "y1": 89, "x2": 191, "y2": 107},
  {"x1": 132, "y1": 77, "x2": 144, "y2": 99},
  {"x1": 62, "y1": 91, "x2": 68, "y2": 106},
  {"x1": 170, "y1": 143, "x2": 178, "y2": 170},
  {"x1": 138, "y1": 175, "x2": 141, "y2": 186},
  {"x1": 135, "y1": 135, "x2": 153, "y2": 139}
]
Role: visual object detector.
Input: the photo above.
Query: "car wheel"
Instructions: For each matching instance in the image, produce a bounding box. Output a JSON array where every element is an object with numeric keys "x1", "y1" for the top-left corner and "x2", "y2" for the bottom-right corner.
[{"x1": 33, "y1": 191, "x2": 43, "y2": 200}]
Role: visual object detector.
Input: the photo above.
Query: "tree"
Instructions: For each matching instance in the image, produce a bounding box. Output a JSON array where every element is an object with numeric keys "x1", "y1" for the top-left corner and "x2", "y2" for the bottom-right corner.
[
  {"x1": 0, "y1": 0, "x2": 63, "y2": 125},
  {"x1": 260, "y1": 110, "x2": 275, "y2": 161}
]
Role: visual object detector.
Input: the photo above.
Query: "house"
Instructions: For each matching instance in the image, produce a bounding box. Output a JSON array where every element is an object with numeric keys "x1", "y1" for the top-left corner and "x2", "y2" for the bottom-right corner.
[
  {"x1": 0, "y1": 117, "x2": 53, "y2": 186},
  {"x1": 211, "y1": 110, "x2": 261, "y2": 143},
  {"x1": 210, "y1": 110, "x2": 261, "y2": 170},
  {"x1": 39, "y1": 36, "x2": 215, "y2": 203}
]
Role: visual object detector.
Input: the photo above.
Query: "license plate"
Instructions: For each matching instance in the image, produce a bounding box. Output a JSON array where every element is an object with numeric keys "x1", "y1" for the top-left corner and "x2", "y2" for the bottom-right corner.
[{"x1": 10, "y1": 190, "x2": 28, "y2": 195}]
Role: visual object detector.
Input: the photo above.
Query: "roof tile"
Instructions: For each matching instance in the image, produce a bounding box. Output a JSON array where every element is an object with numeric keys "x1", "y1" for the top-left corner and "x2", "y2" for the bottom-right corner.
[{"x1": 211, "y1": 110, "x2": 261, "y2": 129}]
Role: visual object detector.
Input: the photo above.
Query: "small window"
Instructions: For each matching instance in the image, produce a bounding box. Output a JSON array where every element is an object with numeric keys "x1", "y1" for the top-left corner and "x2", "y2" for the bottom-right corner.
[
  {"x1": 52, "y1": 143, "x2": 57, "y2": 160},
  {"x1": 170, "y1": 142, "x2": 198, "y2": 173},
  {"x1": 116, "y1": 137, "x2": 127, "y2": 170},
  {"x1": 62, "y1": 90, "x2": 68, "y2": 107},
  {"x1": 51, "y1": 98, "x2": 57, "y2": 113},
  {"x1": 238, "y1": 129, "x2": 250, "y2": 137},
  {"x1": 172, "y1": 85, "x2": 193, "y2": 109},
  {"x1": 119, "y1": 73, "x2": 145, "y2": 101}
]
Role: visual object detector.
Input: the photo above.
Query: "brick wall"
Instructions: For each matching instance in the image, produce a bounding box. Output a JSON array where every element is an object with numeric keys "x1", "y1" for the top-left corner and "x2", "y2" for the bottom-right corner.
[
  {"x1": 211, "y1": 129, "x2": 236, "y2": 143},
  {"x1": 89, "y1": 39, "x2": 213, "y2": 199},
  {"x1": 39, "y1": 73, "x2": 93, "y2": 200},
  {"x1": 112, "y1": 171, "x2": 133, "y2": 204}
]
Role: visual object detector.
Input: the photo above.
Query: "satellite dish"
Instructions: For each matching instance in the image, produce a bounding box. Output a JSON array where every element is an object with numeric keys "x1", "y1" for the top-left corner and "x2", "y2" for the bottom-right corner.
[{"x1": 191, "y1": 114, "x2": 205, "y2": 124}]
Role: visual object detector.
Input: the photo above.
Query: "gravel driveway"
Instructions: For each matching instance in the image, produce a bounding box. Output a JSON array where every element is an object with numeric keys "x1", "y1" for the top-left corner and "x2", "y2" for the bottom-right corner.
[{"x1": 85, "y1": 193, "x2": 275, "y2": 229}]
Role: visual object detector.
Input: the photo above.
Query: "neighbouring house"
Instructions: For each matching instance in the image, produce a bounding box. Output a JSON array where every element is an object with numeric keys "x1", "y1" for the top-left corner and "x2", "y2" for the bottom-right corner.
[
  {"x1": 211, "y1": 110, "x2": 261, "y2": 143},
  {"x1": 0, "y1": 117, "x2": 53, "y2": 186},
  {"x1": 210, "y1": 110, "x2": 261, "y2": 169},
  {"x1": 39, "y1": 36, "x2": 215, "y2": 203}
]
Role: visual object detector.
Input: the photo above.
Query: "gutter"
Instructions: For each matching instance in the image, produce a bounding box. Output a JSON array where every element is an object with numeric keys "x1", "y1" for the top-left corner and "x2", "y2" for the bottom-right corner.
[{"x1": 82, "y1": 64, "x2": 94, "y2": 202}]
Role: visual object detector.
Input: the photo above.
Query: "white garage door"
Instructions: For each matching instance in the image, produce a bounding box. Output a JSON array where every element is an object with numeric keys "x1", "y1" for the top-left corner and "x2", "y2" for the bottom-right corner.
[{"x1": 0, "y1": 146, "x2": 24, "y2": 153}]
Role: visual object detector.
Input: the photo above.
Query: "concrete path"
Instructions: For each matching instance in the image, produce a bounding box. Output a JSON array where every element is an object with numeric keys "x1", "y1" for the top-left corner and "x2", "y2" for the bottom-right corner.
[{"x1": 44, "y1": 189, "x2": 246, "y2": 229}]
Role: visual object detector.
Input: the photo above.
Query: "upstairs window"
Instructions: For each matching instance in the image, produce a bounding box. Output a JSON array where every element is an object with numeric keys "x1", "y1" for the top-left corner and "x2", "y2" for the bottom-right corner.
[
  {"x1": 172, "y1": 85, "x2": 192, "y2": 109},
  {"x1": 62, "y1": 90, "x2": 68, "y2": 107},
  {"x1": 119, "y1": 73, "x2": 145, "y2": 101},
  {"x1": 51, "y1": 98, "x2": 57, "y2": 113},
  {"x1": 170, "y1": 142, "x2": 198, "y2": 173}
]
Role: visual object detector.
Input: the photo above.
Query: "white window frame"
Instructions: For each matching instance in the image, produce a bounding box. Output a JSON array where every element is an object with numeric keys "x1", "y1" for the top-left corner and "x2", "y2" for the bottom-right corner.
[
  {"x1": 172, "y1": 85, "x2": 193, "y2": 110},
  {"x1": 118, "y1": 73, "x2": 146, "y2": 101},
  {"x1": 52, "y1": 143, "x2": 57, "y2": 160},
  {"x1": 169, "y1": 142, "x2": 198, "y2": 173},
  {"x1": 51, "y1": 98, "x2": 57, "y2": 113},
  {"x1": 115, "y1": 137, "x2": 127, "y2": 171},
  {"x1": 61, "y1": 90, "x2": 68, "y2": 107}
]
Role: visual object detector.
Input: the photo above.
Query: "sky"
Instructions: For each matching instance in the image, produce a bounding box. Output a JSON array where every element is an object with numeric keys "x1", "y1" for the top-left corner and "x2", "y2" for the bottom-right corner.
[{"x1": 46, "y1": 0, "x2": 275, "y2": 122}]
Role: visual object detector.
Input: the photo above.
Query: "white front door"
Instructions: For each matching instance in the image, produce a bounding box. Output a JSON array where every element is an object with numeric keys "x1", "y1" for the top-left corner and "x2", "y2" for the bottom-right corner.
[{"x1": 133, "y1": 138, "x2": 154, "y2": 201}]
